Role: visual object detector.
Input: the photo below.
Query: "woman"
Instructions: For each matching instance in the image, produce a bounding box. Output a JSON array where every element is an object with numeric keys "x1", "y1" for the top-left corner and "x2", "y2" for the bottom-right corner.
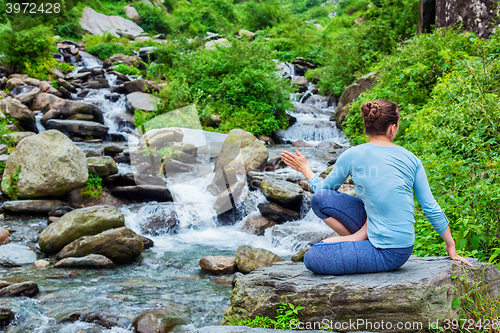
[{"x1": 281, "y1": 99, "x2": 471, "y2": 275}]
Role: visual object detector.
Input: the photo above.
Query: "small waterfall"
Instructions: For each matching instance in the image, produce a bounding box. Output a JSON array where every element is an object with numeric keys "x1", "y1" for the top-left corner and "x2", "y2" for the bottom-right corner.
[{"x1": 79, "y1": 51, "x2": 102, "y2": 68}]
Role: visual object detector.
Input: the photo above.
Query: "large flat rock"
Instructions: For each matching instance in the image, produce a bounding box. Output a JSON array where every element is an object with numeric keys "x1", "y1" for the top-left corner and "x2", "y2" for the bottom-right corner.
[
  {"x1": 0, "y1": 243, "x2": 37, "y2": 267},
  {"x1": 80, "y1": 7, "x2": 144, "y2": 38},
  {"x1": 223, "y1": 256, "x2": 500, "y2": 332},
  {"x1": 46, "y1": 119, "x2": 109, "y2": 138}
]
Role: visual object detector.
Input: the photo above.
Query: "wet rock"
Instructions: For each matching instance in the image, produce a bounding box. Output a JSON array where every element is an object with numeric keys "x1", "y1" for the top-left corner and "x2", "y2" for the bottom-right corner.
[
  {"x1": 0, "y1": 307, "x2": 15, "y2": 328},
  {"x1": 0, "y1": 228, "x2": 9, "y2": 245},
  {"x1": 235, "y1": 245, "x2": 284, "y2": 274},
  {"x1": 199, "y1": 256, "x2": 237, "y2": 275},
  {"x1": 103, "y1": 54, "x2": 143, "y2": 68},
  {"x1": 163, "y1": 159, "x2": 194, "y2": 173},
  {"x1": 110, "y1": 185, "x2": 173, "y2": 202},
  {"x1": 316, "y1": 141, "x2": 342, "y2": 150},
  {"x1": 291, "y1": 140, "x2": 312, "y2": 147},
  {"x1": 213, "y1": 179, "x2": 247, "y2": 215},
  {"x1": 123, "y1": 79, "x2": 159, "y2": 94},
  {"x1": 34, "y1": 259, "x2": 50, "y2": 268},
  {"x1": 214, "y1": 129, "x2": 268, "y2": 175},
  {"x1": 0, "y1": 243, "x2": 37, "y2": 266},
  {"x1": 260, "y1": 176, "x2": 303, "y2": 211},
  {"x1": 232, "y1": 272, "x2": 244, "y2": 287},
  {"x1": 138, "y1": 127, "x2": 183, "y2": 148},
  {"x1": 2, "y1": 200, "x2": 68, "y2": 214},
  {"x1": 80, "y1": 7, "x2": 144, "y2": 38},
  {"x1": 1, "y1": 130, "x2": 88, "y2": 198},
  {"x1": 257, "y1": 203, "x2": 300, "y2": 223},
  {"x1": 87, "y1": 156, "x2": 118, "y2": 177},
  {"x1": 56, "y1": 227, "x2": 144, "y2": 264},
  {"x1": 334, "y1": 71, "x2": 379, "y2": 128},
  {"x1": 105, "y1": 93, "x2": 121, "y2": 102},
  {"x1": 39, "y1": 81, "x2": 63, "y2": 97},
  {"x1": 104, "y1": 145, "x2": 124, "y2": 156},
  {"x1": 0, "y1": 97, "x2": 36, "y2": 132},
  {"x1": 59, "y1": 311, "x2": 125, "y2": 328},
  {"x1": 55, "y1": 254, "x2": 115, "y2": 268},
  {"x1": 132, "y1": 304, "x2": 188, "y2": 333},
  {"x1": 291, "y1": 247, "x2": 310, "y2": 262},
  {"x1": 15, "y1": 87, "x2": 40, "y2": 105},
  {"x1": 222, "y1": 257, "x2": 500, "y2": 331},
  {"x1": 292, "y1": 76, "x2": 309, "y2": 93},
  {"x1": 141, "y1": 211, "x2": 178, "y2": 236},
  {"x1": 242, "y1": 213, "x2": 277, "y2": 236},
  {"x1": 126, "y1": 92, "x2": 159, "y2": 112},
  {"x1": 32, "y1": 92, "x2": 66, "y2": 112},
  {"x1": 60, "y1": 102, "x2": 104, "y2": 124},
  {"x1": 41, "y1": 109, "x2": 62, "y2": 126},
  {"x1": 3, "y1": 131, "x2": 36, "y2": 145},
  {"x1": 0, "y1": 281, "x2": 39, "y2": 297},
  {"x1": 141, "y1": 235, "x2": 154, "y2": 249},
  {"x1": 39, "y1": 205, "x2": 125, "y2": 254},
  {"x1": 113, "y1": 155, "x2": 130, "y2": 163},
  {"x1": 67, "y1": 113, "x2": 93, "y2": 121},
  {"x1": 48, "y1": 206, "x2": 74, "y2": 217},
  {"x1": 46, "y1": 119, "x2": 109, "y2": 138}
]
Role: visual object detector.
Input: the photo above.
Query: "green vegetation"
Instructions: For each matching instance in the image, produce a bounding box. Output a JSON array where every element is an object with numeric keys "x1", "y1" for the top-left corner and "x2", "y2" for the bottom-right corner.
[
  {"x1": 1, "y1": 165, "x2": 21, "y2": 200},
  {"x1": 81, "y1": 174, "x2": 103, "y2": 199},
  {"x1": 114, "y1": 63, "x2": 142, "y2": 76},
  {"x1": 226, "y1": 302, "x2": 304, "y2": 330}
]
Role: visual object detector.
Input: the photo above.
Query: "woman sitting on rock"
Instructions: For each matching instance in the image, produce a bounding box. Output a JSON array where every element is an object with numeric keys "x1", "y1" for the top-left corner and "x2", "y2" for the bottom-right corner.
[{"x1": 281, "y1": 99, "x2": 471, "y2": 275}]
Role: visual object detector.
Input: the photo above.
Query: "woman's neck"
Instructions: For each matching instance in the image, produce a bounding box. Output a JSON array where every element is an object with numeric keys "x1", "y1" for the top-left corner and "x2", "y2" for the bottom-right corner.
[{"x1": 368, "y1": 135, "x2": 397, "y2": 146}]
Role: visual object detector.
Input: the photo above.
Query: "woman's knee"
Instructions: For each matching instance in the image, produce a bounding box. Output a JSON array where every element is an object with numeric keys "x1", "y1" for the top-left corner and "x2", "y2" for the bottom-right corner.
[{"x1": 310, "y1": 189, "x2": 334, "y2": 219}]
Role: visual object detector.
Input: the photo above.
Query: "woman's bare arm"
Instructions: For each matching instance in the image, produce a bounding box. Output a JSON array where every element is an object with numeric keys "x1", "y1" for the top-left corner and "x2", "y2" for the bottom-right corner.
[
  {"x1": 281, "y1": 150, "x2": 314, "y2": 180},
  {"x1": 441, "y1": 226, "x2": 472, "y2": 266}
]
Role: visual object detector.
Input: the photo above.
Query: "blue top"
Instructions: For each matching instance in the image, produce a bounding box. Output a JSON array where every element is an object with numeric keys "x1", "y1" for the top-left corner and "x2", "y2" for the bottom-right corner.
[{"x1": 308, "y1": 143, "x2": 449, "y2": 248}]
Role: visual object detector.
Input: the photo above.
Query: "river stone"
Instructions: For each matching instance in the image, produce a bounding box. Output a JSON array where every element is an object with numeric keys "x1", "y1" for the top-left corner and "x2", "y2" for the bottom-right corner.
[
  {"x1": 0, "y1": 243, "x2": 37, "y2": 266},
  {"x1": 3, "y1": 132, "x2": 36, "y2": 146},
  {"x1": 87, "y1": 156, "x2": 118, "y2": 177},
  {"x1": 235, "y1": 245, "x2": 284, "y2": 274},
  {"x1": 213, "y1": 179, "x2": 247, "y2": 215},
  {"x1": 0, "y1": 307, "x2": 15, "y2": 328},
  {"x1": 103, "y1": 54, "x2": 142, "y2": 68},
  {"x1": 260, "y1": 176, "x2": 303, "y2": 211},
  {"x1": 138, "y1": 127, "x2": 183, "y2": 148},
  {"x1": 222, "y1": 257, "x2": 500, "y2": 331},
  {"x1": 5, "y1": 77, "x2": 23, "y2": 90},
  {"x1": 214, "y1": 129, "x2": 268, "y2": 174},
  {"x1": 15, "y1": 87, "x2": 40, "y2": 105},
  {"x1": 110, "y1": 185, "x2": 173, "y2": 202},
  {"x1": 56, "y1": 227, "x2": 144, "y2": 264},
  {"x1": 123, "y1": 79, "x2": 159, "y2": 94},
  {"x1": 39, "y1": 205, "x2": 125, "y2": 254},
  {"x1": 60, "y1": 102, "x2": 104, "y2": 124},
  {"x1": 46, "y1": 119, "x2": 109, "y2": 138},
  {"x1": 0, "y1": 97, "x2": 36, "y2": 132},
  {"x1": 257, "y1": 203, "x2": 300, "y2": 223},
  {"x1": 126, "y1": 92, "x2": 159, "y2": 112},
  {"x1": 55, "y1": 254, "x2": 116, "y2": 268},
  {"x1": 0, "y1": 228, "x2": 8, "y2": 245},
  {"x1": 0, "y1": 144, "x2": 7, "y2": 155},
  {"x1": 0, "y1": 281, "x2": 39, "y2": 297},
  {"x1": 291, "y1": 247, "x2": 310, "y2": 262},
  {"x1": 80, "y1": 7, "x2": 144, "y2": 38},
  {"x1": 205, "y1": 38, "x2": 231, "y2": 50},
  {"x1": 1, "y1": 130, "x2": 88, "y2": 198},
  {"x1": 242, "y1": 213, "x2": 276, "y2": 236},
  {"x1": 34, "y1": 259, "x2": 50, "y2": 268},
  {"x1": 132, "y1": 304, "x2": 189, "y2": 333},
  {"x1": 333, "y1": 71, "x2": 379, "y2": 128},
  {"x1": 199, "y1": 256, "x2": 237, "y2": 275},
  {"x1": 125, "y1": 4, "x2": 141, "y2": 23},
  {"x1": 2, "y1": 200, "x2": 68, "y2": 214},
  {"x1": 32, "y1": 92, "x2": 66, "y2": 112}
]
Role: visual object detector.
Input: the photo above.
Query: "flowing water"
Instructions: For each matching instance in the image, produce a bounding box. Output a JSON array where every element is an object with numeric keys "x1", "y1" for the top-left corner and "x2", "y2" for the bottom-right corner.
[{"x1": 0, "y1": 53, "x2": 348, "y2": 332}]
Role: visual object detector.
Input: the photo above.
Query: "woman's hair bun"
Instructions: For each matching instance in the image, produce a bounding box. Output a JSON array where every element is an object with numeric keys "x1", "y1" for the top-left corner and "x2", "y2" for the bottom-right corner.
[{"x1": 360, "y1": 101, "x2": 381, "y2": 124}]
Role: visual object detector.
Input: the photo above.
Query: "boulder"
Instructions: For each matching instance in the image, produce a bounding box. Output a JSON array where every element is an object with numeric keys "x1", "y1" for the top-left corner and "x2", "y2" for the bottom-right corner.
[
  {"x1": 126, "y1": 92, "x2": 159, "y2": 112},
  {"x1": 103, "y1": 54, "x2": 142, "y2": 68},
  {"x1": 257, "y1": 203, "x2": 300, "y2": 223},
  {"x1": 292, "y1": 76, "x2": 309, "y2": 93},
  {"x1": 33, "y1": 259, "x2": 50, "y2": 268},
  {"x1": 110, "y1": 185, "x2": 173, "y2": 202},
  {"x1": 291, "y1": 140, "x2": 312, "y2": 147},
  {"x1": 199, "y1": 256, "x2": 237, "y2": 275},
  {"x1": 0, "y1": 97, "x2": 36, "y2": 132},
  {"x1": 60, "y1": 102, "x2": 104, "y2": 124},
  {"x1": 123, "y1": 79, "x2": 159, "y2": 94},
  {"x1": 235, "y1": 245, "x2": 284, "y2": 274},
  {"x1": 242, "y1": 213, "x2": 277, "y2": 236},
  {"x1": 213, "y1": 179, "x2": 247, "y2": 215},
  {"x1": 55, "y1": 254, "x2": 116, "y2": 268},
  {"x1": 214, "y1": 129, "x2": 268, "y2": 174},
  {"x1": 3, "y1": 131, "x2": 36, "y2": 145},
  {"x1": 0, "y1": 281, "x2": 39, "y2": 297},
  {"x1": 205, "y1": 38, "x2": 231, "y2": 50},
  {"x1": 138, "y1": 127, "x2": 183, "y2": 147},
  {"x1": 0, "y1": 144, "x2": 7, "y2": 155},
  {"x1": 1, "y1": 130, "x2": 88, "y2": 198},
  {"x1": 80, "y1": 7, "x2": 144, "y2": 38},
  {"x1": 260, "y1": 176, "x2": 303, "y2": 211},
  {"x1": 0, "y1": 243, "x2": 37, "y2": 267},
  {"x1": 39, "y1": 81, "x2": 63, "y2": 97},
  {"x1": 222, "y1": 257, "x2": 500, "y2": 331},
  {"x1": 238, "y1": 29, "x2": 255, "y2": 39},
  {"x1": 2, "y1": 200, "x2": 68, "y2": 214},
  {"x1": 39, "y1": 205, "x2": 125, "y2": 254},
  {"x1": 333, "y1": 71, "x2": 379, "y2": 128},
  {"x1": 316, "y1": 141, "x2": 342, "y2": 150},
  {"x1": 55, "y1": 227, "x2": 144, "y2": 264},
  {"x1": 132, "y1": 305, "x2": 188, "y2": 333},
  {"x1": 31, "y1": 92, "x2": 66, "y2": 112},
  {"x1": 0, "y1": 228, "x2": 8, "y2": 245},
  {"x1": 45, "y1": 119, "x2": 109, "y2": 138},
  {"x1": 0, "y1": 307, "x2": 15, "y2": 328},
  {"x1": 291, "y1": 247, "x2": 310, "y2": 262},
  {"x1": 87, "y1": 156, "x2": 118, "y2": 177},
  {"x1": 5, "y1": 77, "x2": 24, "y2": 90},
  {"x1": 124, "y1": 4, "x2": 141, "y2": 23},
  {"x1": 41, "y1": 109, "x2": 62, "y2": 126},
  {"x1": 140, "y1": 211, "x2": 178, "y2": 236},
  {"x1": 15, "y1": 87, "x2": 40, "y2": 105}
]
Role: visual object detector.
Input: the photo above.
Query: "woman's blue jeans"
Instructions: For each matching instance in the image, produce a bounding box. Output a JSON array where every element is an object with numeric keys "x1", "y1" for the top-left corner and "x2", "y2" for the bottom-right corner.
[{"x1": 304, "y1": 189, "x2": 413, "y2": 275}]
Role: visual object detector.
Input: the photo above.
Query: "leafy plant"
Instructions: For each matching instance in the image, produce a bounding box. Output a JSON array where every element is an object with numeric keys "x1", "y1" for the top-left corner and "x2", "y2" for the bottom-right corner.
[
  {"x1": 81, "y1": 174, "x2": 103, "y2": 200},
  {"x1": 227, "y1": 302, "x2": 304, "y2": 330},
  {"x1": 114, "y1": 63, "x2": 142, "y2": 76},
  {"x1": 1, "y1": 165, "x2": 21, "y2": 200}
]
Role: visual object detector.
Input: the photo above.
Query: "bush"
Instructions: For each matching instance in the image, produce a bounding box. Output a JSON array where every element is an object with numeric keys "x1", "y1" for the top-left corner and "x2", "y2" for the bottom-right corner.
[
  {"x1": 114, "y1": 63, "x2": 142, "y2": 76},
  {"x1": 81, "y1": 174, "x2": 103, "y2": 200},
  {"x1": 0, "y1": 25, "x2": 57, "y2": 80},
  {"x1": 83, "y1": 33, "x2": 134, "y2": 59},
  {"x1": 133, "y1": 2, "x2": 172, "y2": 34}
]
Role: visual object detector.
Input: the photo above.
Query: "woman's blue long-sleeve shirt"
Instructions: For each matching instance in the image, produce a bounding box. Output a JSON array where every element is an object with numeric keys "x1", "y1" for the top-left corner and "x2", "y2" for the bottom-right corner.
[{"x1": 307, "y1": 143, "x2": 449, "y2": 248}]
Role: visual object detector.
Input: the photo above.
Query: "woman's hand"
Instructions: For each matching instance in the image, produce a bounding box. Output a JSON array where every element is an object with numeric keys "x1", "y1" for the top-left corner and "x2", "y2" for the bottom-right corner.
[
  {"x1": 281, "y1": 150, "x2": 314, "y2": 180},
  {"x1": 445, "y1": 243, "x2": 473, "y2": 267}
]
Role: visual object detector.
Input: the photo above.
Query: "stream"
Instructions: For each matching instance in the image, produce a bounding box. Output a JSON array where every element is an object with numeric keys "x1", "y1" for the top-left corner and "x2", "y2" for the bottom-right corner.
[{"x1": 0, "y1": 53, "x2": 349, "y2": 332}]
